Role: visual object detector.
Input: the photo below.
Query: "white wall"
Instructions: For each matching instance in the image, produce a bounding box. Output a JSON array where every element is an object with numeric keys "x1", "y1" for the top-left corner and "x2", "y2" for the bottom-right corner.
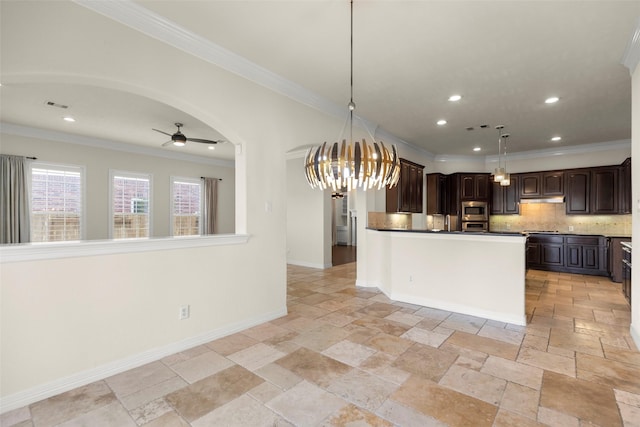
[
  {"x1": 631, "y1": 57, "x2": 640, "y2": 347},
  {"x1": 286, "y1": 156, "x2": 332, "y2": 268},
  {"x1": 0, "y1": 133, "x2": 236, "y2": 238},
  {"x1": 0, "y1": 0, "x2": 345, "y2": 409}
]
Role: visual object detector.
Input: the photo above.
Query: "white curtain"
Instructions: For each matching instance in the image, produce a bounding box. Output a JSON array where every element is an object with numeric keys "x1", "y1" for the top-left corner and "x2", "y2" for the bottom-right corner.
[
  {"x1": 202, "y1": 177, "x2": 218, "y2": 235},
  {"x1": 1, "y1": 155, "x2": 31, "y2": 243}
]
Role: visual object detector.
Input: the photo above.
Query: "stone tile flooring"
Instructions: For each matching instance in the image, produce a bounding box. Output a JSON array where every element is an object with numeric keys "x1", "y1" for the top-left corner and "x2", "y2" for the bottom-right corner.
[{"x1": 2, "y1": 265, "x2": 640, "y2": 426}]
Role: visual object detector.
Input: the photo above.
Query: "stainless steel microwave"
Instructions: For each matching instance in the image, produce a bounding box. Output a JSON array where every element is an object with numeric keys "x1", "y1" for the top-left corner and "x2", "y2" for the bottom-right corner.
[{"x1": 461, "y1": 201, "x2": 488, "y2": 222}]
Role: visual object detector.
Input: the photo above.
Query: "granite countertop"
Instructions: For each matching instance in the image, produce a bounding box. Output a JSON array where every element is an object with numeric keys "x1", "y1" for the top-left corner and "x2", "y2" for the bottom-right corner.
[{"x1": 368, "y1": 228, "x2": 631, "y2": 239}]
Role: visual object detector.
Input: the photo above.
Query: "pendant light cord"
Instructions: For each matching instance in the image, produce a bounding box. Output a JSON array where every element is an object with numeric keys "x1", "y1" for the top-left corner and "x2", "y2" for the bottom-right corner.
[{"x1": 349, "y1": 0, "x2": 354, "y2": 144}]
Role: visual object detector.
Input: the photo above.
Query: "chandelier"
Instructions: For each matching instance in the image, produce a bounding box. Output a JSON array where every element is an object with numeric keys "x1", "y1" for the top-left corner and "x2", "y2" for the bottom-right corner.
[
  {"x1": 304, "y1": 0, "x2": 400, "y2": 192},
  {"x1": 493, "y1": 125, "x2": 511, "y2": 186}
]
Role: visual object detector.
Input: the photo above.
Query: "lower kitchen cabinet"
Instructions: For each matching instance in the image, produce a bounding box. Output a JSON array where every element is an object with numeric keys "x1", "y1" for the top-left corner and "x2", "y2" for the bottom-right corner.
[{"x1": 527, "y1": 234, "x2": 608, "y2": 276}]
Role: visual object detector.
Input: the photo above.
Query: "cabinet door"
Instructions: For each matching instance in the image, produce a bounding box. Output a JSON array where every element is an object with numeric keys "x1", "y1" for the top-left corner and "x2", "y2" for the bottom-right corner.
[
  {"x1": 527, "y1": 242, "x2": 541, "y2": 265},
  {"x1": 426, "y1": 173, "x2": 444, "y2": 214},
  {"x1": 582, "y1": 246, "x2": 600, "y2": 270},
  {"x1": 566, "y1": 244, "x2": 582, "y2": 268},
  {"x1": 491, "y1": 181, "x2": 504, "y2": 214},
  {"x1": 475, "y1": 174, "x2": 490, "y2": 199},
  {"x1": 411, "y1": 165, "x2": 424, "y2": 213},
  {"x1": 591, "y1": 167, "x2": 618, "y2": 214},
  {"x1": 520, "y1": 173, "x2": 541, "y2": 197},
  {"x1": 460, "y1": 175, "x2": 476, "y2": 200},
  {"x1": 542, "y1": 171, "x2": 564, "y2": 196},
  {"x1": 399, "y1": 162, "x2": 412, "y2": 212},
  {"x1": 620, "y1": 159, "x2": 631, "y2": 214},
  {"x1": 566, "y1": 170, "x2": 590, "y2": 214},
  {"x1": 541, "y1": 244, "x2": 564, "y2": 266},
  {"x1": 504, "y1": 175, "x2": 520, "y2": 214}
]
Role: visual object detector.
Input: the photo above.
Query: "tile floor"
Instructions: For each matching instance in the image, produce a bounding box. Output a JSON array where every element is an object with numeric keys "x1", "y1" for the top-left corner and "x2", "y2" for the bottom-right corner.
[{"x1": 2, "y1": 264, "x2": 640, "y2": 426}]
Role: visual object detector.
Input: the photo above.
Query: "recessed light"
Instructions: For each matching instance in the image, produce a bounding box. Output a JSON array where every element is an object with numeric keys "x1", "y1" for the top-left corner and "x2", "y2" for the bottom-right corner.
[
  {"x1": 545, "y1": 96, "x2": 560, "y2": 104},
  {"x1": 436, "y1": 119, "x2": 447, "y2": 126},
  {"x1": 551, "y1": 136, "x2": 562, "y2": 142},
  {"x1": 448, "y1": 94, "x2": 462, "y2": 102},
  {"x1": 208, "y1": 146, "x2": 215, "y2": 150},
  {"x1": 473, "y1": 147, "x2": 481, "y2": 152},
  {"x1": 63, "y1": 116, "x2": 75, "y2": 122}
]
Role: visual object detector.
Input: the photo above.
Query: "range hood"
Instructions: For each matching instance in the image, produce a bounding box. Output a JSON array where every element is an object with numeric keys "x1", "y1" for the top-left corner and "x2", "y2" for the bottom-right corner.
[{"x1": 519, "y1": 196, "x2": 565, "y2": 204}]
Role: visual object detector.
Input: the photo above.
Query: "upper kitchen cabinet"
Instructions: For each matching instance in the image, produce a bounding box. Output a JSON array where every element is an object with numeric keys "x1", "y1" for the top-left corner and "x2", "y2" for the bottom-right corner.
[
  {"x1": 386, "y1": 158, "x2": 424, "y2": 213},
  {"x1": 459, "y1": 173, "x2": 490, "y2": 201},
  {"x1": 620, "y1": 158, "x2": 632, "y2": 214},
  {"x1": 565, "y1": 164, "x2": 627, "y2": 215},
  {"x1": 491, "y1": 175, "x2": 520, "y2": 215},
  {"x1": 426, "y1": 173, "x2": 448, "y2": 215},
  {"x1": 591, "y1": 166, "x2": 619, "y2": 214},
  {"x1": 519, "y1": 171, "x2": 563, "y2": 198},
  {"x1": 566, "y1": 169, "x2": 590, "y2": 214}
]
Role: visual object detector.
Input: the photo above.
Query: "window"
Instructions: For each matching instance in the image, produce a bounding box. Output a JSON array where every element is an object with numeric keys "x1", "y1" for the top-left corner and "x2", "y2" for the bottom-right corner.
[
  {"x1": 171, "y1": 177, "x2": 202, "y2": 236},
  {"x1": 30, "y1": 163, "x2": 84, "y2": 242},
  {"x1": 110, "y1": 170, "x2": 152, "y2": 239}
]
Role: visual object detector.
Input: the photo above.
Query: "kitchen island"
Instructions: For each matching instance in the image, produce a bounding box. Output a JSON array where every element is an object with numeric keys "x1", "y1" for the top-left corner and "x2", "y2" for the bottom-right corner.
[{"x1": 359, "y1": 228, "x2": 527, "y2": 325}]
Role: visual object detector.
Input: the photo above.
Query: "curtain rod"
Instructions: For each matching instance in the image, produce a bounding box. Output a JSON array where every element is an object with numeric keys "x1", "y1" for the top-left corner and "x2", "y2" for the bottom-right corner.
[
  {"x1": 200, "y1": 176, "x2": 222, "y2": 181},
  {"x1": 27, "y1": 156, "x2": 37, "y2": 160}
]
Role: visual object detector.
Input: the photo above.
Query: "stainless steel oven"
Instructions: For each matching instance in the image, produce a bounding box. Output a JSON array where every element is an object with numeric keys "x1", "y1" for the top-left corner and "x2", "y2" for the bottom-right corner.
[
  {"x1": 461, "y1": 201, "x2": 489, "y2": 222},
  {"x1": 461, "y1": 221, "x2": 488, "y2": 232}
]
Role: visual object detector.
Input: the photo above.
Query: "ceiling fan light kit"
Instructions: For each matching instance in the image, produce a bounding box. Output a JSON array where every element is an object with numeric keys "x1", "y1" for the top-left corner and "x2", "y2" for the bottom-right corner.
[
  {"x1": 153, "y1": 122, "x2": 224, "y2": 147},
  {"x1": 304, "y1": 0, "x2": 400, "y2": 193}
]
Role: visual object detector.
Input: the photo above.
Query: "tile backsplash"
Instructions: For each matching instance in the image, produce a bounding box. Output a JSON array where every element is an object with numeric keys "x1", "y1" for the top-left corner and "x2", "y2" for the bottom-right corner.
[{"x1": 490, "y1": 203, "x2": 631, "y2": 236}]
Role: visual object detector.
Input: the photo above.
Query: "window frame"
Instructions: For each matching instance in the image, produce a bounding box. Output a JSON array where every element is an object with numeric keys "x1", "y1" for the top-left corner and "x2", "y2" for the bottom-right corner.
[
  {"x1": 29, "y1": 161, "x2": 86, "y2": 242},
  {"x1": 109, "y1": 169, "x2": 153, "y2": 239},
  {"x1": 170, "y1": 176, "x2": 203, "y2": 237}
]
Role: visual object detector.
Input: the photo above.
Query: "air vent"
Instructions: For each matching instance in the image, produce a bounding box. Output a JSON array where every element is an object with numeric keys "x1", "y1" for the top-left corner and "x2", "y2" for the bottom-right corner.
[{"x1": 45, "y1": 101, "x2": 69, "y2": 109}]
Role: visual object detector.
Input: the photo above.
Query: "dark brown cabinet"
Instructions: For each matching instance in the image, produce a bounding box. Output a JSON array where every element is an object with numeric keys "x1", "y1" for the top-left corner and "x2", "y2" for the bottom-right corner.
[
  {"x1": 620, "y1": 158, "x2": 631, "y2": 214},
  {"x1": 609, "y1": 237, "x2": 629, "y2": 283},
  {"x1": 386, "y1": 158, "x2": 424, "y2": 213},
  {"x1": 491, "y1": 175, "x2": 520, "y2": 215},
  {"x1": 542, "y1": 171, "x2": 564, "y2": 195},
  {"x1": 520, "y1": 173, "x2": 542, "y2": 197},
  {"x1": 519, "y1": 171, "x2": 563, "y2": 198},
  {"x1": 426, "y1": 173, "x2": 448, "y2": 215},
  {"x1": 591, "y1": 167, "x2": 619, "y2": 214},
  {"x1": 565, "y1": 236, "x2": 606, "y2": 272},
  {"x1": 527, "y1": 234, "x2": 608, "y2": 276},
  {"x1": 565, "y1": 170, "x2": 590, "y2": 214},
  {"x1": 459, "y1": 173, "x2": 490, "y2": 201}
]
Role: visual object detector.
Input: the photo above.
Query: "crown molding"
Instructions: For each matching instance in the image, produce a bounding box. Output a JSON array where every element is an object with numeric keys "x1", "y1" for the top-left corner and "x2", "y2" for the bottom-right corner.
[
  {"x1": 73, "y1": 0, "x2": 345, "y2": 120},
  {"x1": 622, "y1": 17, "x2": 640, "y2": 74},
  {"x1": 1, "y1": 122, "x2": 234, "y2": 168},
  {"x1": 485, "y1": 139, "x2": 631, "y2": 163}
]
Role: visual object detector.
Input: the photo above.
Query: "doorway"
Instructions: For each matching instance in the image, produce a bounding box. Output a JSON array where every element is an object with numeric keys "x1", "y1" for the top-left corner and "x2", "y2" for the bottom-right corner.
[{"x1": 332, "y1": 193, "x2": 357, "y2": 266}]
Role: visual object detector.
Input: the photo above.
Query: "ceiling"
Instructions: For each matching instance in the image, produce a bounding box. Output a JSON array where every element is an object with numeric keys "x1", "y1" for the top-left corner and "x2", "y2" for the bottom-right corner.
[{"x1": 1, "y1": 1, "x2": 639, "y2": 160}]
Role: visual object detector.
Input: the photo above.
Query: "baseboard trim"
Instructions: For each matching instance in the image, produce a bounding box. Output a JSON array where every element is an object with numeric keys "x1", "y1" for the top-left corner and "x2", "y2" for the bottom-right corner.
[
  {"x1": 0, "y1": 307, "x2": 287, "y2": 414},
  {"x1": 631, "y1": 323, "x2": 640, "y2": 349},
  {"x1": 286, "y1": 259, "x2": 331, "y2": 269},
  {"x1": 391, "y1": 291, "x2": 526, "y2": 326}
]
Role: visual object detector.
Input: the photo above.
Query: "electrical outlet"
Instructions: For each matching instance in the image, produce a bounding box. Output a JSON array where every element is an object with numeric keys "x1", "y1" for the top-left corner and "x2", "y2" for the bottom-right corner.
[
  {"x1": 568, "y1": 226, "x2": 574, "y2": 232},
  {"x1": 179, "y1": 305, "x2": 190, "y2": 320}
]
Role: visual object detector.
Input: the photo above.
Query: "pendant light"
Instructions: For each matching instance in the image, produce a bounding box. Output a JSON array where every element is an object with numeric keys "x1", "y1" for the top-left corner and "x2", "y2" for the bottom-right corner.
[
  {"x1": 304, "y1": 0, "x2": 401, "y2": 192},
  {"x1": 500, "y1": 133, "x2": 511, "y2": 186},
  {"x1": 493, "y1": 125, "x2": 505, "y2": 182}
]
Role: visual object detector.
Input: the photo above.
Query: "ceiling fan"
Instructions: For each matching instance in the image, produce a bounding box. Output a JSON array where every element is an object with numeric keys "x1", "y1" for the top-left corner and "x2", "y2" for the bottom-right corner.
[{"x1": 153, "y1": 122, "x2": 224, "y2": 147}]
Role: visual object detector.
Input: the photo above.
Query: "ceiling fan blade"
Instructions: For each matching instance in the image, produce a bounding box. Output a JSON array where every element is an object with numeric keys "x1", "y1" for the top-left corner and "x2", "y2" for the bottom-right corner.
[
  {"x1": 152, "y1": 128, "x2": 173, "y2": 137},
  {"x1": 161, "y1": 140, "x2": 174, "y2": 147},
  {"x1": 186, "y1": 137, "x2": 223, "y2": 144}
]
